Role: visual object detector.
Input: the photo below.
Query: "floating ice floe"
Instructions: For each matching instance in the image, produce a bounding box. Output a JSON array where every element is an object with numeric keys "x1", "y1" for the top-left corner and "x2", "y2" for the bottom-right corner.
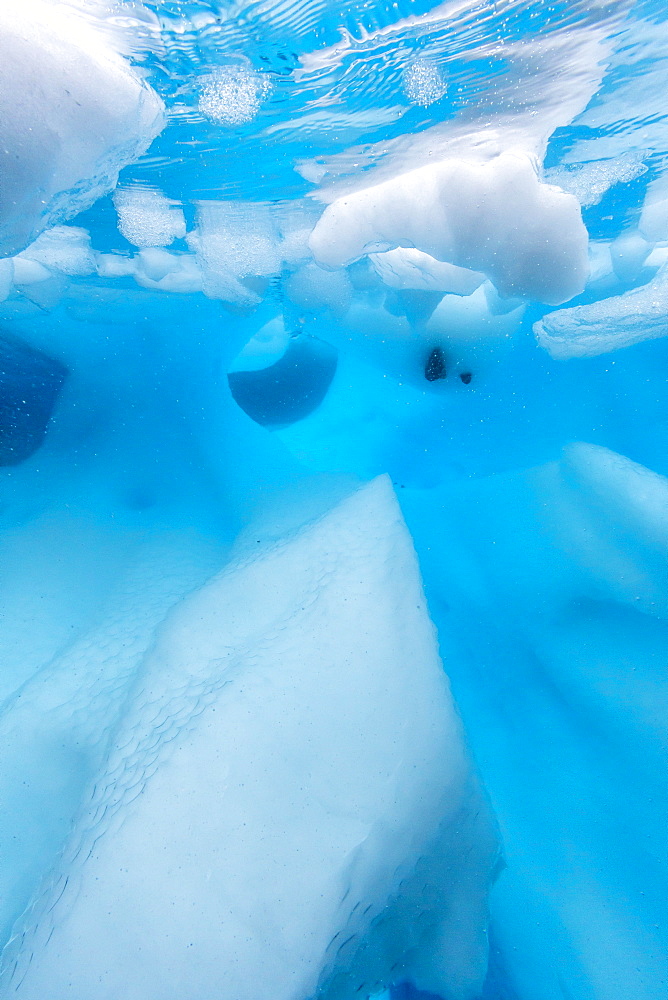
[
  {"x1": 535, "y1": 265, "x2": 668, "y2": 358},
  {"x1": 310, "y1": 152, "x2": 588, "y2": 305},
  {"x1": 0, "y1": 0, "x2": 164, "y2": 256},
  {"x1": 1, "y1": 478, "x2": 498, "y2": 1000},
  {"x1": 17, "y1": 227, "x2": 96, "y2": 278}
]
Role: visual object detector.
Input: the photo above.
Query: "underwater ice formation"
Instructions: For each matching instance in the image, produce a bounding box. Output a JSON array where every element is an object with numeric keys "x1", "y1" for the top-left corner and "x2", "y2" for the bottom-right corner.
[
  {"x1": 535, "y1": 265, "x2": 668, "y2": 358},
  {"x1": 0, "y1": 0, "x2": 667, "y2": 999},
  {"x1": 1, "y1": 479, "x2": 498, "y2": 1000},
  {"x1": 228, "y1": 334, "x2": 338, "y2": 426},
  {"x1": 309, "y1": 153, "x2": 589, "y2": 305}
]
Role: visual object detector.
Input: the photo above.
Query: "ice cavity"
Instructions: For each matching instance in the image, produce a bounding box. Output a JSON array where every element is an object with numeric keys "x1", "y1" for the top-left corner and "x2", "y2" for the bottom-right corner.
[
  {"x1": 310, "y1": 152, "x2": 588, "y2": 305},
  {"x1": 0, "y1": 0, "x2": 164, "y2": 256},
  {"x1": 1, "y1": 478, "x2": 497, "y2": 1000}
]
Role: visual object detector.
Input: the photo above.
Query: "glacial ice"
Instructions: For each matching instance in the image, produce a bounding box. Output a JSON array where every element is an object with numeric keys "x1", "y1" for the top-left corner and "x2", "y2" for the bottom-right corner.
[{"x1": 0, "y1": 0, "x2": 667, "y2": 998}]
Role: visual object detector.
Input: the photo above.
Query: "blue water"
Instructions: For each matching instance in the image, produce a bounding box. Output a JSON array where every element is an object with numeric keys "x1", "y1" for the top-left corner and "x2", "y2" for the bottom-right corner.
[{"x1": 0, "y1": 0, "x2": 667, "y2": 998}]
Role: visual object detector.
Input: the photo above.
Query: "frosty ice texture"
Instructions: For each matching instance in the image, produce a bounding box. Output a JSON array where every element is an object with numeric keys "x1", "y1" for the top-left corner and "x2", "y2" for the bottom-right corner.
[{"x1": 309, "y1": 153, "x2": 589, "y2": 305}]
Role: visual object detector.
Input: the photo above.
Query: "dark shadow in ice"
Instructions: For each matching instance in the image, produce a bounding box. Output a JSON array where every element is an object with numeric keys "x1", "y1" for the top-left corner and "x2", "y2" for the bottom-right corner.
[
  {"x1": 0, "y1": 332, "x2": 68, "y2": 465},
  {"x1": 228, "y1": 333, "x2": 337, "y2": 428}
]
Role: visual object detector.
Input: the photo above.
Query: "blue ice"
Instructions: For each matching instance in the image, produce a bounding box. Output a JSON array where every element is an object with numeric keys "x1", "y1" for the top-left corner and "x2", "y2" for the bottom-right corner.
[{"x1": 0, "y1": 1, "x2": 667, "y2": 998}]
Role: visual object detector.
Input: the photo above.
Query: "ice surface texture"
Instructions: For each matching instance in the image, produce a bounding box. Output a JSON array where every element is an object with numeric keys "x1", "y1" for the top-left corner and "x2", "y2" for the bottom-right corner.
[{"x1": 0, "y1": 479, "x2": 497, "y2": 1000}]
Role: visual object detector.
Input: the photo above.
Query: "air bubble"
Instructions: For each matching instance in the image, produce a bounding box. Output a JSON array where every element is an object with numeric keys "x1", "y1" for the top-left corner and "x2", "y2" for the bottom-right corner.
[
  {"x1": 403, "y1": 59, "x2": 447, "y2": 108},
  {"x1": 198, "y1": 64, "x2": 270, "y2": 127}
]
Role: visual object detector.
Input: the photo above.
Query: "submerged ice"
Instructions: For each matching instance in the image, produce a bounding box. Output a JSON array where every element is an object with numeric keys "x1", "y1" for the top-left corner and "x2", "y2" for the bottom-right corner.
[
  {"x1": 2, "y1": 479, "x2": 497, "y2": 1000},
  {"x1": 0, "y1": 0, "x2": 667, "y2": 999}
]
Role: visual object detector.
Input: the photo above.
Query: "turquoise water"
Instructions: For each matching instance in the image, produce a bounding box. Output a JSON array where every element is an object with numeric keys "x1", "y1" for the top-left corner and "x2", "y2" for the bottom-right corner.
[{"x1": 0, "y1": 1, "x2": 667, "y2": 998}]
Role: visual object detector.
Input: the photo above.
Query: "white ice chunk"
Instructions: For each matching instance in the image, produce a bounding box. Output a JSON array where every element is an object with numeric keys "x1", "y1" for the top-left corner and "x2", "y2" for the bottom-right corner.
[
  {"x1": 11, "y1": 259, "x2": 52, "y2": 286},
  {"x1": 0, "y1": 0, "x2": 164, "y2": 256},
  {"x1": 370, "y1": 247, "x2": 485, "y2": 295},
  {"x1": 95, "y1": 254, "x2": 137, "y2": 279},
  {"x1": 534, "y1": 266, "x2": 668, "y2": 358},
  {"x1": 134, "y1": 251, "x2": 203, "y2": 294},
  {"x1": 427, "y1": 282, "x2": 526, "y2": 342},
  {"x1": 94, "y1": 250, "x2": 203, "y2": 294},
  {"x1": 310, "y1": 153, "x2": 588, "y2": 305},
  {"x1": 114, "y1": 188, "x2": 187, "y2": 249},
  {"x1": 18, "y1": 227, "x2": 96, "y2": 277},
  {"x1": 2, "y1": 479, "x2": 497, "y2": 1000},
  {"x1": 609, "y1": 230, "x2": 653, "y2": 282}
]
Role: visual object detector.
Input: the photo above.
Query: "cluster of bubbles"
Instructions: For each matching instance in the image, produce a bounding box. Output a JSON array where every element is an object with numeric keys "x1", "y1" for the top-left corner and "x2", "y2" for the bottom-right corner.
[
  {"x1": 198, "y1": 63, "x2": 271, "y2": 126},
  {"x1": 402, "y1": 58, "x2": 447, "y2": 107}
]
